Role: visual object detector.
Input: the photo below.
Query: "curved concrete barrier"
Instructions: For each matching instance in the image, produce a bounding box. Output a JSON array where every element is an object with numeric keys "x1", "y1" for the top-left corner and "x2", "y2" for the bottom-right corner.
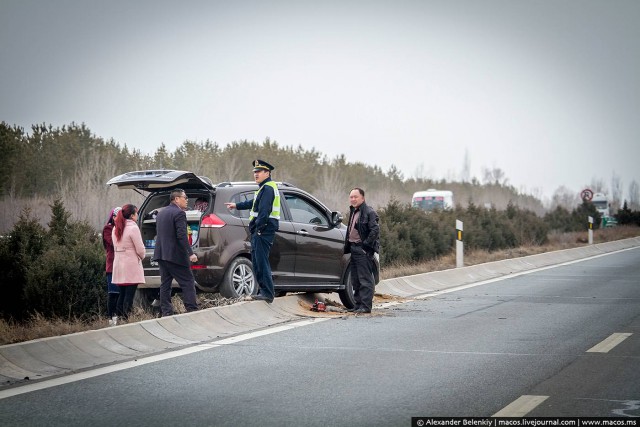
[
  {"x1": 0, "y1": 298, "x2": 310, "y2": 387},
  {"x1": 376, "y1": 237, "x2": 640, "y2": 296},
  {"x1": 1, "y1": 237, "x2": 638, "y2": 388}
]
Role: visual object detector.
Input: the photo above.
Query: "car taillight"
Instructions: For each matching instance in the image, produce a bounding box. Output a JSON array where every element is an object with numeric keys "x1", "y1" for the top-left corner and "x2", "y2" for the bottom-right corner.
[{"x1": 201, "y1": 213, "x2": 226, "y2": 228}]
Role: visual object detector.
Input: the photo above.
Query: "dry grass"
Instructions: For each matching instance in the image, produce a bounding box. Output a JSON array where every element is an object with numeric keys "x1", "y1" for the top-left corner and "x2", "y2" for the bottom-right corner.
[
  {"x1": 2, "y1": 226, "x2": 639, "y2": 345},
  {"x1": 0, "y1": 313, "x2": 103, "y2": 345},
  {"x1": 0, "y1": 294, "x2": 240, "y2": 346}
]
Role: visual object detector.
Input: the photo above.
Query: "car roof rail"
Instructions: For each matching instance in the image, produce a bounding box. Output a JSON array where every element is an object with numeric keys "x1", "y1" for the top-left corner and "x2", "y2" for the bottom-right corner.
[
  {"x1": 216, "y1": 181, "x2": 256, "y2": 187},
  {"x1": 216, "y1": 181, "x2": 296, "y2": 188}
]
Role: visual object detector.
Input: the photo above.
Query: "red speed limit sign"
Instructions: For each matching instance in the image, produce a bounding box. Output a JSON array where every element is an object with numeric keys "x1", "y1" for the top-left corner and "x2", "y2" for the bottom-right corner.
[{"x1": 581, "y1": 188, "x2": 594, "y2": 201}]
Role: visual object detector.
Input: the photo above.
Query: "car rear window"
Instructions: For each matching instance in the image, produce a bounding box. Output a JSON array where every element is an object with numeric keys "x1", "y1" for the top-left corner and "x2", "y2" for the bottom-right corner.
[{"x1": 228, "y1": 192, "x2": 253, "y2": 219}]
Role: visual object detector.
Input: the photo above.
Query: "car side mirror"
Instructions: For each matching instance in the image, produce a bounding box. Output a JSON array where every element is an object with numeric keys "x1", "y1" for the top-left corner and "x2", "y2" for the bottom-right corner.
[{"x1": 331, "y1": 211, "x2": 343, "y2": 227}]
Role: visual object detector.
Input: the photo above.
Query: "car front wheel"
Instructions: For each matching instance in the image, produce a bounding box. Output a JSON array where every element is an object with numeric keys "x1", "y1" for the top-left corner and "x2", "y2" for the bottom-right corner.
[
  {"x1": 338, "y1": 269, "x2": 356, "y2": 309},
  {"x1": 220, "y1": 257, "x2": 258, "y2": 298}
]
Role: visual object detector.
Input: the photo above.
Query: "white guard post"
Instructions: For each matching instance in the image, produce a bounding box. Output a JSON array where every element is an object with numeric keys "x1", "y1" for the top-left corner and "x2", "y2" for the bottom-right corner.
[
  {"x1": 456, "y1": 219, "x2": 464, "y2": 268},
  {"x1": 588, "y1": 216, "x2": 593, "y2": 245}
]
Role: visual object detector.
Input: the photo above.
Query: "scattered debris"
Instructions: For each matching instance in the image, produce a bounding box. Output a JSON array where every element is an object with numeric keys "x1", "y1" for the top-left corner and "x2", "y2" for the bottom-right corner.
[{"x1": 310, "y1": 299, "x2": 326, "y2": 312}]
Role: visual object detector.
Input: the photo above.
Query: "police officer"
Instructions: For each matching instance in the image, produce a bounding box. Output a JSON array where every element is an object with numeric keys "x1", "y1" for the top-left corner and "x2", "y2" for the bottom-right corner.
[{"x1": 225, "y1": 160, "x2": 280, "y2": 303}]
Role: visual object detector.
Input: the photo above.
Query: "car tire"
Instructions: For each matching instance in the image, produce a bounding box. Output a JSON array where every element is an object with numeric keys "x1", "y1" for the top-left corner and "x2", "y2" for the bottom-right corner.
[
  {"x1": 220, "y1": 257, "x2": 258, "y2": 298},
  {"x1": 338, "y1": 268, "x2": 356, "y2": 309}
]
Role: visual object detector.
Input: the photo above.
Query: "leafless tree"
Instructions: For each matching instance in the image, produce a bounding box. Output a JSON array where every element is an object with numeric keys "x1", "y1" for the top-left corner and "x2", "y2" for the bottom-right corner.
[
  {"x1": 629, "y1": 180, "x2": 640, "y2": 210},
  {"x1": 460, "y1": 148, "x2": 471, "y2": 182},
  {"x1": 610, "y1": 172, "x2": 623, "y2": 211},
  {"x1": 313, "y1": 167, "x2": 345, "y2": 211},
  {"x1": 551, "y1": 185, "x2": 579, "y2": 210},
  {"x1": 481, "y1": 166, "x2": 509, "y2": 186},
  {"x1": 413, "y1": 163, "x2": 427, "y2": 180},
  {"x1": 589, "y1": 177, "x2": 607, "y2": 194},
  {"x1": 56, "y1": 151, "x2": 142, "y2": 230},
  {"x1": 217, "y1": 153, "x2": 242, "y2": 183},
  {"x1": 413, "y1": 162, "x2": 436, "y2": 181}
]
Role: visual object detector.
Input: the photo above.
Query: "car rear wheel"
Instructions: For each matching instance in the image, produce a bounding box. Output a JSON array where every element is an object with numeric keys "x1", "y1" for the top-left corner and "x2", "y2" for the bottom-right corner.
[
  {"x1": 220, "y1": 257, "x2": 258, "y2": 298},
  {"x1": 338, "y1": 269, "x2": 356, "y2": 309}
]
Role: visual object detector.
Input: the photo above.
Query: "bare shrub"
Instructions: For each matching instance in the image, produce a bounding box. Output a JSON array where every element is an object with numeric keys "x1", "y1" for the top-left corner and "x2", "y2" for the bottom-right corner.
[
  {"x1": 57, "y1": 151, "x2": 144, "y2": 230},
  {"x1": 313, "y1": 168, "x2": 345, "y2": 212},
  {"x1": 0, "y1": 153, "x2": 144, "y2": 233}
]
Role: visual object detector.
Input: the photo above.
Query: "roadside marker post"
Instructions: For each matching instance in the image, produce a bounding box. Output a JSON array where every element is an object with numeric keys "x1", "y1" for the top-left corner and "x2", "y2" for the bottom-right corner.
[
  {"x1": 456, "y1": 219, "x2": 464, "y2": 268},
  {"x1": 588, "y1": 216, "x2": 593, "y2": 245}
]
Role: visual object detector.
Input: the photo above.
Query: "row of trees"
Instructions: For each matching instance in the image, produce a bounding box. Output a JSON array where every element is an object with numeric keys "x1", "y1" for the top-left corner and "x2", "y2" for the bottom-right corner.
[{"x1": 1, "y1": 121, "x2": 547, "y2": 232}]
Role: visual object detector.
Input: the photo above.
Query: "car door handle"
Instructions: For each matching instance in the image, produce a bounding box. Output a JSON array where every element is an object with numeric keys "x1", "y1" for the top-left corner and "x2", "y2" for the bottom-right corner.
[{"x1": 297, "y1": 230, "x2": 309, "y2": 236}]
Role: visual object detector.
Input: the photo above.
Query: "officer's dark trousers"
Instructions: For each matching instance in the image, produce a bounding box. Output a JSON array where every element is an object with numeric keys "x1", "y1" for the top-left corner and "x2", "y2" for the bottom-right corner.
[
  {"x1": 251, "y1": 232, "x2": 275, "y2": 300},
  {"x1": 158, "y1": 260, "x2": 198, "y2": 316},
  {"x1": 349, "y1": 245, "x2": 375, "y2": 311}
]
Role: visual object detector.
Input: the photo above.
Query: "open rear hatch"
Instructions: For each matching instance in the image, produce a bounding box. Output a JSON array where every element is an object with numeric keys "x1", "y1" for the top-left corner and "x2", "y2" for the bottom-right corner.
[{"x1": 106, "y1": 170, "x2": 214, "y2": 191}]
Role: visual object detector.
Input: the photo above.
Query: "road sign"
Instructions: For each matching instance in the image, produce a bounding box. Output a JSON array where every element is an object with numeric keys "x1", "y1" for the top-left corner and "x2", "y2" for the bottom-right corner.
[{"x1": 581, "y1": 188, "x2": 594, "y2": 201}]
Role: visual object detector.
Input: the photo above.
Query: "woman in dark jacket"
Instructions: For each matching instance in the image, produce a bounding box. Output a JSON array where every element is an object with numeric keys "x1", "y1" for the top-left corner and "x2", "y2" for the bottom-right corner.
[{"x1": 102, "y1": 206, "x2": 121, "y2": 326}]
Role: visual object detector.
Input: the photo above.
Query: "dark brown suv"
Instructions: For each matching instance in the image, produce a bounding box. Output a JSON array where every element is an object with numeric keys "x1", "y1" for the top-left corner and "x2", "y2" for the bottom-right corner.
[{"x1": 107, "y1": 170, "x2": 379, "y2": 308}]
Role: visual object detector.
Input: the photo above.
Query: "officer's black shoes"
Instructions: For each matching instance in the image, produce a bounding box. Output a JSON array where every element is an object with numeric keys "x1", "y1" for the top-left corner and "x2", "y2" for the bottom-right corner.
[
  {"x1": 354, "y1": 308, "x2": 371, "y2": 314},
  {"x1": 250, "y1": 295, "x2": 274, "y2": 304}
]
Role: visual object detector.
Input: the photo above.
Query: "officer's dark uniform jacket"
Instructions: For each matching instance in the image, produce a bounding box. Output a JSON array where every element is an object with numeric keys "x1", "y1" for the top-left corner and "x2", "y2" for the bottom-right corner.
[
  {"x1": 344, "y1": 201, "x2": 380, "y2": 255},
  {"x1": 236, "y1": 177, "x2": 279, "y2": 235}
]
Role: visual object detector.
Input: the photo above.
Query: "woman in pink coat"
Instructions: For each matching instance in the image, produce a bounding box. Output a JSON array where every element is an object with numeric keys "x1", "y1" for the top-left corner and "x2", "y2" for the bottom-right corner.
[{"x1": 112, "y1": 204, "x2": 146, "y2": 320}]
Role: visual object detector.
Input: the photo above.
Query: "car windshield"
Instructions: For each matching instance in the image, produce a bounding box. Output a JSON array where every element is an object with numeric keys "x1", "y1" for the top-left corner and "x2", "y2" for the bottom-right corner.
[{"x1": 412, "y1": 197, "x2": 445, "y2": 211}]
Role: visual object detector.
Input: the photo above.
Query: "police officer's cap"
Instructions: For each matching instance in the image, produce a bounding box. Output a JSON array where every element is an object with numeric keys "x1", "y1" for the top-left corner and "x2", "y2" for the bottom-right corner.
[{"x1": 253, "y1": 159, "x2": 275, "y2": 172}]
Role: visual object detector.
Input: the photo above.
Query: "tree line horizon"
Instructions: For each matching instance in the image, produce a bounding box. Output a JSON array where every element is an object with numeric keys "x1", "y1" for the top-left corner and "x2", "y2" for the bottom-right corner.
[{"x1": 1, "y1": 121, "x2": 637, "y2": 233}]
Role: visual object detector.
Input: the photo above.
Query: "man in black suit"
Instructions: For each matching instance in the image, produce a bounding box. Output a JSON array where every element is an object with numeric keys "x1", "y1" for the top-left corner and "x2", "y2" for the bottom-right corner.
[{"x1": 154, "y1": 188, "x2": 199, "y2": 316}]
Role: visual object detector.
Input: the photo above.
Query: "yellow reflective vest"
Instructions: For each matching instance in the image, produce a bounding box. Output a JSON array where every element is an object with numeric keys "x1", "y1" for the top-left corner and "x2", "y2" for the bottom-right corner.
[{"x1": 249, "y1": 181, "x2": 281, "y2": 221}]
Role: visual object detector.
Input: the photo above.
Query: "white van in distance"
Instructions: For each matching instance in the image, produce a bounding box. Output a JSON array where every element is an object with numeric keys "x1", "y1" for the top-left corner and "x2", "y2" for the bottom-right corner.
[{"x1": 411, "y1": 189, "x2": 454, "y2": 212}]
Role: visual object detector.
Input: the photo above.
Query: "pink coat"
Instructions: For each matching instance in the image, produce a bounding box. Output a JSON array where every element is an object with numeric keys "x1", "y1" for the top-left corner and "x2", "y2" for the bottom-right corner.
[{"x1": 112, "y1": 220, "x2": 146, "y2": 285}]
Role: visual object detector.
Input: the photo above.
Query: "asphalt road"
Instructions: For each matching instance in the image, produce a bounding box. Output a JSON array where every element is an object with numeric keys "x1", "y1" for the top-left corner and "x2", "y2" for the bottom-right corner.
[{"x1": 1, "y1": 248, "x2": 639, "y2": 426}]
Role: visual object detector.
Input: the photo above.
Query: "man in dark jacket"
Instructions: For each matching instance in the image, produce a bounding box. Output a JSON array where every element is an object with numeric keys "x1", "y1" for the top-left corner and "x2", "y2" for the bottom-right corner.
[
  {"x1": 344, "y1": 187, "x2": 380, "y2": 313},
  {"x1": 154, "y1": 188, "x2": 199, "y2": 316}
]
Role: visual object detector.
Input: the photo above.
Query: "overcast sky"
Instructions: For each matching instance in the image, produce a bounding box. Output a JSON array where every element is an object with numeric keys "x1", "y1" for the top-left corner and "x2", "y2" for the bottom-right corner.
[{"x1": 1, "y1": 0, "x2": 639, "y2": 202}]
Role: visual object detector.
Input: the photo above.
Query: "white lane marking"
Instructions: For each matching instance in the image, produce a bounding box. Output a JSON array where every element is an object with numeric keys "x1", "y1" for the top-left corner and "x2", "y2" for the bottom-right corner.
[
  {"x1": 412, "y1": 246, "x2": 640, "y2": 300},
  {"x1": 586, "y1": 333, "x2": 632, "y2": 353},
  {"x1": 0, "y1": 318, "x2": 330, "y2": 400},
  {"x1": 493, "y1": 395, "x2": 549, "y2": 417}
]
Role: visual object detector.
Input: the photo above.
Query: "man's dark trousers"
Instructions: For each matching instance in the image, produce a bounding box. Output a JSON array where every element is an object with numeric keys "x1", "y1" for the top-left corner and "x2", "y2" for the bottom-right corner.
[
  {"x1": 158, "y1": 259, "x2": 198, "y2": 316},
  {"x1": 349, "y1": 245, "x2": 375, "y2": 311},
  {"x1": 251, "y1": 232, "x2": 275, "y2": 300}
]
